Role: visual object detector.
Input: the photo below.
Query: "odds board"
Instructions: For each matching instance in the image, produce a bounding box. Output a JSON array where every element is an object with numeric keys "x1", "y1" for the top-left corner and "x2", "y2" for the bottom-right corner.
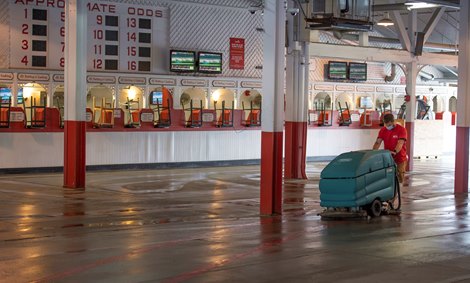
[{"x1": 10, "y1": 0, "x2": 168, "y2": 73}]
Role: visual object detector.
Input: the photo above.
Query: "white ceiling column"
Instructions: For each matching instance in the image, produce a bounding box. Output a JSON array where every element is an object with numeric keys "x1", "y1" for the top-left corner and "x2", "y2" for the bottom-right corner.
[
  {"x1": 285, "y1": 0, "x2": 309, "y2": 179},
  {"x1": 404, "y1": 61, "x2": 418, "y2": 172},
  {"x1": 260, "y1": 0, "x2": 285, "y2": 215},
  {"x1": 63, "y1": 0, "x2": 87, "y2": 189}
]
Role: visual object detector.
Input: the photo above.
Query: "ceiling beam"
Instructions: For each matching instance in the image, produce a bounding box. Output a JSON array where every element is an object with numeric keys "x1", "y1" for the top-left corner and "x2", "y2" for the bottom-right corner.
[
  {"x1": 390, "y1": 10, "x2": 411, "y2": 51},
  {"x1": 373, "y1": 4, "x2": 408, "y2": 12},
  {"x1": 423, "y1": 7, "x2": 447, "y2": 43},
  {"x1": 308, "y1": 42, "x2": 458, "y2": 67}
]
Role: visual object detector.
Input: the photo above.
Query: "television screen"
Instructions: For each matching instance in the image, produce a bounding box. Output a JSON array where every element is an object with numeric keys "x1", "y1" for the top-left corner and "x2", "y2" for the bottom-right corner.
[
  {"x1": 150, "y1": 91, "x2": 163, "y2": 104},
  {"x1": 349, "y1": 62, "x2": 367, "y2": 81},
  {"x1": 328, "y1": 61, "x2": 347, "y2": 80},
  {"x1": 198, "y1": 52, "x2": 222, "y2": 73},
  {"x1": 0, "y1": 88, "x2": 11, "y2": 104},
  {"x1": 17, "y1": 88, "x2": 23, "y2": 104},
  {"x1": 170, "y1": 50, "x2": 196, "y2": 72},
  {"x1": 360, "y1": 96, "x2": 373, "y2": 109}
]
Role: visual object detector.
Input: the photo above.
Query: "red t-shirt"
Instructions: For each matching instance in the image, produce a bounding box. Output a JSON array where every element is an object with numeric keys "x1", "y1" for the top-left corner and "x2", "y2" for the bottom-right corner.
[{"x1": 378, "y1": 124, "x2": 408, "y2": 163}]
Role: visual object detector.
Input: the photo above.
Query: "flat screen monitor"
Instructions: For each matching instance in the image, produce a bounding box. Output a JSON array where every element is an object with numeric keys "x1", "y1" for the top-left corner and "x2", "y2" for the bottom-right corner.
[
  {"x1": 0, "y1": 88, "x2": 11, "y2": 104},
  {"x1": 170, "y1": 50, "x2": 196, "y2": 72},
  {"x1": 198, "y1": 52, "x2": 222, "y2": 73},
  {"x1": 349, "y1": 62, "x2": 367, "y2": 81},
  {"x1": 17, "y1": 88, "x2": 23, "y2": 104},
  {"x1": 360, "y1": 96, "x2": 373, "y2": 109},
  {"x1": 150, "y1": 91, "x2": 163, "y2": 105},
  {"x1": 328, "y1": 61, "x2": 347, "y2": 80}
]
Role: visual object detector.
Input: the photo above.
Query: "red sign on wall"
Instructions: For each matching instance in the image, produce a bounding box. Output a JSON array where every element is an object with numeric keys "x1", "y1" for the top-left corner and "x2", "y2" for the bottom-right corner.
[{"x1": 229, "y1": 38, "x2": 245, "y2": 70}]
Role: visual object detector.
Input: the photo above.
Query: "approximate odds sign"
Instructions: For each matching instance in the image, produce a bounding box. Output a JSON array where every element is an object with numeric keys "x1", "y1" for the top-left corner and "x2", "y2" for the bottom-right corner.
[
  {"x1": 9, "y1": 0, "x2": 169, "y2": 73},
  {"x1": 229, "y1": 38, "x2": 244, "y2": 70}
]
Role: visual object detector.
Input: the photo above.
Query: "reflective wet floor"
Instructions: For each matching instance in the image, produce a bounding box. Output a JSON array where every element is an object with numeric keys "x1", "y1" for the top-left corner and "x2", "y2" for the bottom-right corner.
[{"x1": 1, "y1": 157, "x2": 469, "y2": 282}]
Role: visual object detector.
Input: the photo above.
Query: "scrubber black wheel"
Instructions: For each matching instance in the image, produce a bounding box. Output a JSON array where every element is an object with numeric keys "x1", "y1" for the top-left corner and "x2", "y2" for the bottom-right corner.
[{"x1": 368, "y1": 199, "x2": 382, "y2": 217}]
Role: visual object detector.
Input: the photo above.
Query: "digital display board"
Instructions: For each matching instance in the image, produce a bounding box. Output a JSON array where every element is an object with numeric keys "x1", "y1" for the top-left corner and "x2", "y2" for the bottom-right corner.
[
  {"x1": 170, "y1": 50, "x2": 196, "y2": 72},
  {"x1": 9, "y1": 1, "x2": 169, "y2": 73},
  {"x1": 349, "y1": 62, "x2": 367, "y2": 81},
  {"x1": 327, "y1": 61, "x2": 347, "y2": 80},
  {"x1": 198, "y1": 52, "x2": 222, "y2": 73}
]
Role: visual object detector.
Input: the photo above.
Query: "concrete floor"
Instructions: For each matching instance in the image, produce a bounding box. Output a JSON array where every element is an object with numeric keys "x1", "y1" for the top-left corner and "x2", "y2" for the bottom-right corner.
[{"x1": 0, "y1": 158, "x2": 469, "y2": 283}]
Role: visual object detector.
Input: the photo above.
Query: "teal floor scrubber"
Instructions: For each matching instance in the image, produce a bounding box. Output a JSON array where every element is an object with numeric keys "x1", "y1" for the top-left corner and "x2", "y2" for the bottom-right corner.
[{"x1": 319, "y1": 150, "x2": 401, "y2": 219}]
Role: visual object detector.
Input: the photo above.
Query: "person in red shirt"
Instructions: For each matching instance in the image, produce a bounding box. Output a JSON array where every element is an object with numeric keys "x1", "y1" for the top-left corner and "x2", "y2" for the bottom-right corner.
[{"x1": 373, "y1": 113, "x2": 408, "y2": 183}]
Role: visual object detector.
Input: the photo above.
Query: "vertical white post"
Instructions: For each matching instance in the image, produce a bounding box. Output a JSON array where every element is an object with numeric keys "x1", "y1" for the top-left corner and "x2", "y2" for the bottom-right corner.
[
  {"x1": 405, "y1": 61, "x2": 417, "y2": 171},
  {"x1": 63, "y1": 0, "x2": 87, "y2": 188},
  {"x1": 285, "y1": 0, "x2": 309, "y2": 179},
  {"x1": 260, "y1": 0, "x2": 286, "y2": 215},
  {"x1": 455, "y1": 0, "x2": 470, "y2": 194}
]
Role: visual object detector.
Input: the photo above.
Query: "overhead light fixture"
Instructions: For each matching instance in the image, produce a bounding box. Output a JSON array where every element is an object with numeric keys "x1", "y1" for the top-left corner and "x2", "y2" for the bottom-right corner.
[
  {"x1": 377, "y1": 12, "x2": 394, "y2": 27},
  {"x1": 405, "y1": 2, "x2": 439, "y2": 10}
]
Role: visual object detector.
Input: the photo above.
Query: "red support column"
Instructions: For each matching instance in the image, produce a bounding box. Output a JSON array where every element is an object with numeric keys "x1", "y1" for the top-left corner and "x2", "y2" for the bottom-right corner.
[
  {"x1": 455, "y1": 127, "x2": 469, "y2": 194},
  {"x1": 284, "y1": 122, "x2": 307, "y2": 179},
  {"x1": 63, "y1": 0, "x2": 87, "y2": 188},
  {"x1": 64, "y1": 121, "x2": 86, "y2": 188},
  {"x1": 454, "y1": 0, "x2": 470, "y2": 194},
  {"x1": 260, "y1": 1, "x2": 285, "y2": 215},
  {"x1": 260, "y1": 132, "x2": 283, "y2": 215}
]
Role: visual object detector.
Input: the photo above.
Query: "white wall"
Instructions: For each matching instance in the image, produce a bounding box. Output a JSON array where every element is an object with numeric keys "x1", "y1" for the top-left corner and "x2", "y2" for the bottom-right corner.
[
  {"x1": 0, "y1": 124, "x2": 457, "y2": 169},
  {"x1": 0, "y1": 131, "x2": 262, "y2": 168},
  {"x1": 307, "y1": 128, "x2": 378, "y2": 156}
]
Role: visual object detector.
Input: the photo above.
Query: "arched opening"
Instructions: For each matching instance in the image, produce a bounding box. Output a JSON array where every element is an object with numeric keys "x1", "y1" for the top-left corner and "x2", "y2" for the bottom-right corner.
[
  {"x1": 313, "y1": 92, "x2": 331, "y2": 110},
  {"x1": 119, "y1": 85, "x2": 144, "y2": 127},
  {"x1": 432, "y1": 95, "x2": 445, "y2": 120},
  {"x1": 149, "y1": 87, "x2": 173, "y2": 127},
  {"x1": 335, "y1": 93, "x2": 353, "y2": 126},
  {"x1": 0, "y1": 85, "x2": 12, "y2": 128},
  {"x1": 449, "y1": 96, "x2": 457, "y2": 125},
  {"x1": 180, "y1": 87, "x2": 207, "y2": 127},
  {"x1": 19, "y1": 83, "x2": 47, "y2": 128},
  {"x1": 240, "y1": 89, "x2": 261, "y2": 126},
  {"x1": 211, "y1": 88, "x2": 235, "y2": 127},
  {"x1": 88, "y1": 85, "x2": 115, "y2": 128},
  {"x1": 355, "y1": 94, "x2": 373, "y2": 111},
  {"x1": 52, "y1": 85, "x2": 64, "y2": 127},
  {"x1": 394, "y1": 95, "x2": 406, "y2": 112},
  {"x1": 375, "y1": 93, "x2": 392, "y2": 111},
  {"x1": 449, "y1": 96, "x2": 457, "y2": 112},
  {"x1": 334, "y1": 93, "x2": 353, "y2": 110}
]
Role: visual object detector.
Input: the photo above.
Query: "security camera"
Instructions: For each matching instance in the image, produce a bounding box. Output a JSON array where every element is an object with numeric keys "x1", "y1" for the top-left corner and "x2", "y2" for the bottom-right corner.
[
  {"x1": 248, "y1": 7, "x2": 258, "y2": 14},
  {"x1": 287, "y1": 8, "x2": 299, "y2": 16}
]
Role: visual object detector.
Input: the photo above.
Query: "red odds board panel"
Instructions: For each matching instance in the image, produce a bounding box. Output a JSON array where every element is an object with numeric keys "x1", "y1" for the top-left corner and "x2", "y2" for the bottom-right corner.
[{"x1": 9, "y1": 0, "x2": 169, "y2": 73}]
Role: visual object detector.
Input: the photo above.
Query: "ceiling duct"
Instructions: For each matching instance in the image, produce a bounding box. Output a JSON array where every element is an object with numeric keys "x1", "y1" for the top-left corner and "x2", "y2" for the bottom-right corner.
[
  {"x1": 307, "y1": 0, "x2": 373, "y2": 31},
  {"x1": 419, "y1": 71, "x2": 435, "y2": 81},
  {"x1": 385, "y1": 63, "x2": 397, "y2": 82}
]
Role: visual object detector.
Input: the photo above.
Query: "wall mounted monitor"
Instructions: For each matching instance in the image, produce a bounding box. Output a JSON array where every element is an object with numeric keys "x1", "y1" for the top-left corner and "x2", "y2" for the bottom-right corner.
[
  {"x1": 197, "y1": 52, "x2": 222, "y2": 73},
  {"x1": 150, "y1": 91, "x2": 163, "y2": 104},
  {"x1": 17, "y1": 88, "x2": 23, "y2": 104},
  {"x1": 327, "y1": 61, "x2": 347, "y2": 80},
  {"x1": 0, "y1": 88, "x2": 11, "y2": 104},
  {"x1": 349, "y1": 62, "x2": 367, "y2": 81},
  {"x1": 170, "y1": 50, "x2": 196, "y2": 72}
]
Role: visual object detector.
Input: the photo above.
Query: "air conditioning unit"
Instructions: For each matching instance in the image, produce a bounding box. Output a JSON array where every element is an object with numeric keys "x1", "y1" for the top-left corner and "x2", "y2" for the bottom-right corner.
[{"x1": 307, "y1": 0, "x2": 373, "y2": 31}]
